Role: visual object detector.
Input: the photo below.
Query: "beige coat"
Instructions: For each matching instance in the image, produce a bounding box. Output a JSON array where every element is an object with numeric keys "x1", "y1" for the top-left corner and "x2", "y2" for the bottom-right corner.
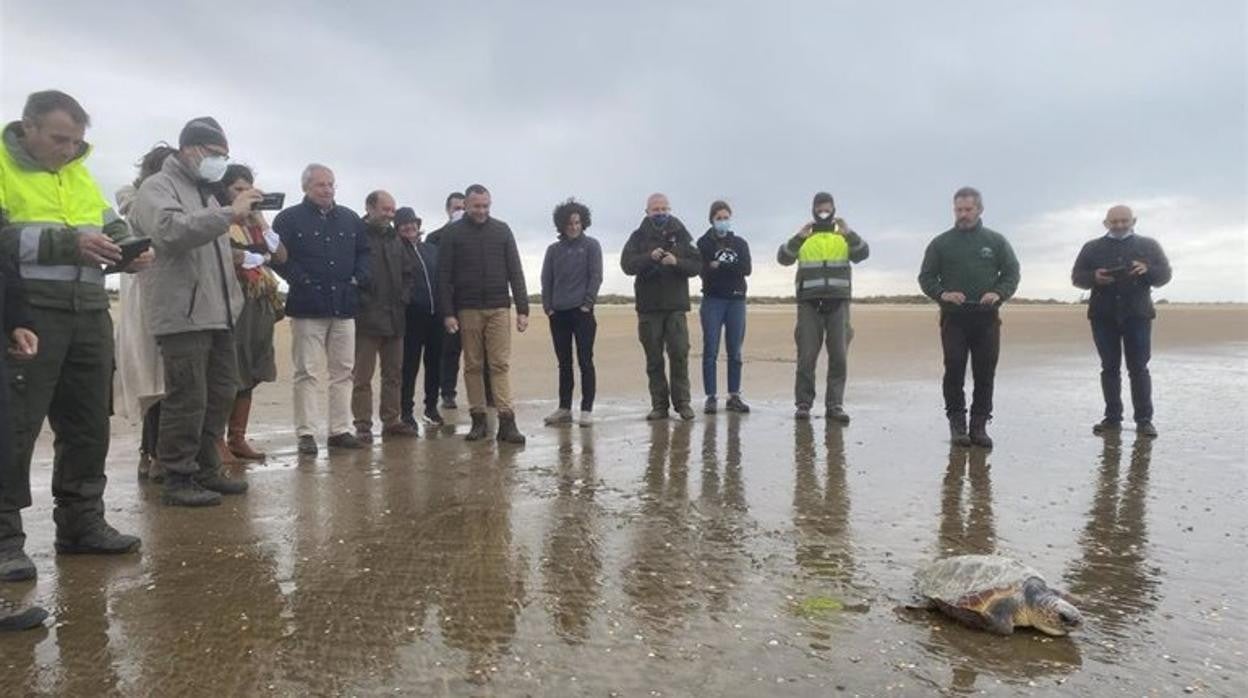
[
  {"x1": 129, "y1": 155, "x2": 243, "y2": 337},
  {"x1": 111, "y1": 185, "x2": 163, "y2": 420}
]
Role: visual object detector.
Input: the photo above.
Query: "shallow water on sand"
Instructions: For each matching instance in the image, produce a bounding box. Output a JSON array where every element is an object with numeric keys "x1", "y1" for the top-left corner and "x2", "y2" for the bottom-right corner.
[{"x1": 2, "y1": 344, "x2": 1245, "y2": 696}]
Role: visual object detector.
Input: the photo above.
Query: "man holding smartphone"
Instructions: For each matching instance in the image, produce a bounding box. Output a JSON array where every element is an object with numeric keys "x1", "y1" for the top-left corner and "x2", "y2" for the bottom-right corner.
[
  {"x1": 1, "y1": 91, "x2": 149, "y2": 579},
  {"x1": 918, "y1": 187, "x2": 1021, "y2": 450},
  {"x1": 1072, "y1": 205, "x2": 1171, "y2": 437},
  {"x1": 131, "y1": 116, "x2": 256, "y2": 506}
]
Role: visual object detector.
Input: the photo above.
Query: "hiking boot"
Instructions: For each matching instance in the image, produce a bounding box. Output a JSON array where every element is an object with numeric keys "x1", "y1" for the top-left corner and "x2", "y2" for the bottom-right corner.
[
  {"x1": 55, "y1": 517, "x2": 141, "y2": 555},
  {"x1": 498, "y1": 413, "x2": 527, "y2": 445},
  {"x1": 949, "y1": 413, "x2": 972, "y2": 447},
  {"x1": 196, "y1": 472, "x2": 249, "y2": 496},
  {"x1": 161, "y1": 475, "x2": 223, "y2": 507},
  {"x1": 1092, "y1": 419, "x2": 1122, "y2": 435},
  {"x1": 675, "y1": 404, "x2": 696, "y2": 421},
  {"x1": 725, "y1": 395, "x2": 751, "y2": 413},
  {"x1": 646, "y1": 408, "x2": 669, "y2": 421},
  {"x1": 0, "y1": 549, "x2": 36, "y2": 582},
  {"x1": 442, "y1": 396, "x2": 458, "y2": 410},
  {"x1": 383, "y1": 422, "x2": 420, "y2": 439},
  {"x1": 795, "y1": 404, "x2": 812, "y2": 420},
  {"x1": 465, "y1": 411, "x2": 489, "y2": 441},
  {"x1": 354, "y1": 428, "x2": 375, "y2": 445},
  {"x1": 328, "y1": 433, "x2": 367, "y2": 450},
  {"x1": 423, "y1": 407, "x2": 445, "y2": 426},
  {"x1": 545, "y1": 408, "x2": 573, "y2": 426},
  {"x1": 0, "y1": 599, "x2": 48, "y2": 631},
  {"x1": 578, "y1": 410, "x2": 594, "y2": 427},
  {"x1": 704, "y1": 397, "x2": 718, "y2": 415},
  {"x1": 227, "y1": 395, "x2": 266, "y2": 461},
  {"x1": 297, "y1": 435, "x2": 318, "y2": 456},
  {"x1": 969, "y1": 415, "x2": 994, "y2": 450},
  {"x1": 216, "y1": 437, "x2": 239, "y2": 467},
  {"x1": 827, "y1": 405, "x2": 851, "y2": 425},
  {"x1": 1136, "y1": 421, "x2": 1159, "y2": 438}
]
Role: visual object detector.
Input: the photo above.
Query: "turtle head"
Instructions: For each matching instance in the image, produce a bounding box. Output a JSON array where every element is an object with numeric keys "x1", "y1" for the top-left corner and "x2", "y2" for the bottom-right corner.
[{"x1": 1023, "y1": 577, "x2": 1083, "y2": 636}]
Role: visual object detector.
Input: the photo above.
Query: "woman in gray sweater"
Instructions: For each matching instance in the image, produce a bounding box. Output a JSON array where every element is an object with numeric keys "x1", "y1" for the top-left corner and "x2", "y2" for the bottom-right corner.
[{"x1": 540, "y1": 199, "x2": 604, "y2": 426}]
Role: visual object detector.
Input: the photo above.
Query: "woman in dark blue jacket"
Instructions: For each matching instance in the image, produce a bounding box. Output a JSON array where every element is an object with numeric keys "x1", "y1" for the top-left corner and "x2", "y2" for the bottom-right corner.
[{"x1": 697, "y1": 200, "x2": 752, "y2": 414}]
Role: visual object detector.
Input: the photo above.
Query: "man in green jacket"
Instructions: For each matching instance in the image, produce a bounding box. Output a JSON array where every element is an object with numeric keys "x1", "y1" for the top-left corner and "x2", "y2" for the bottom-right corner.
[
  {"x1": 0, "y1": 91, "x2": 149, "y2": 581},
  {"x1": 918, "y1": 187, "x2": 1021, "y2": 450},
  {"x1": 620, "y1": 193, "x2": 702, "y2": 421}
]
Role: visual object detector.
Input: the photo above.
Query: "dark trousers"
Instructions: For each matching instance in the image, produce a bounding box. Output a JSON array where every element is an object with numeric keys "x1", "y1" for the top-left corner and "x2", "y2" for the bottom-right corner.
[
  {"x1": 440, "y1": 327, "x2": 492, "y2": 404},
  {"x1": 548, "y1": 308, "x2": 597, "y2": 412},
  {"x1": 637, "y1": 311, "x2": 691, "y2": 410},
  {"x1": 401, "y1": 305, "x2": 444, "y2": 417},
  {"x1": 156, "y1": 330, "x2": 237, "y2": 478},
  {"x1": 2, "y1": 307, "x2": 113, "y2": 548},
  {"x1": 141, "y1": 401, "x2": 162, "y2": 456},
  {"x1": 940, "y1": 311, "x2": 1001, "y2": 418},
  {"x1": 1091, "y1": 317, "x2": 1153, "y2": 423}
]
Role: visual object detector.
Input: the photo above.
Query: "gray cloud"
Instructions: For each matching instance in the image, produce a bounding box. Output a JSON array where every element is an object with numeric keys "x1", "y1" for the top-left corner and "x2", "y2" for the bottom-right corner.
[{"x1": 3, "y1": 0, "x2": 1244, "y2": 300}]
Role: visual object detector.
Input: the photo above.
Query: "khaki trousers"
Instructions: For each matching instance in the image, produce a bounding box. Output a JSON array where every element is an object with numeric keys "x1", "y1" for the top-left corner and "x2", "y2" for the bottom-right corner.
[
  {"x1": 353, "y1": 334, "x2": 404, "y2": 430},
  {"x1": 291, "y1": 317, "x2": 355, "y2": 438},
  {"x1": 458, "y1": 308, "x2": 514, "y2": 413}
]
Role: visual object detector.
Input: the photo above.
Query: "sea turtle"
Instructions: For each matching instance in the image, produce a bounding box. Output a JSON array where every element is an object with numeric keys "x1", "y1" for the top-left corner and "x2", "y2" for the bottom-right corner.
[{"x1": 914, "y1": 555, "x2": 1083, "y2": 636}]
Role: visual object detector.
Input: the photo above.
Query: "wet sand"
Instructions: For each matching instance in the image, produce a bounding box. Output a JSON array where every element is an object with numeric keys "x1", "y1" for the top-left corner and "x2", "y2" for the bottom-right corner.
[{"x1": 3, "y1": 304, "x2": 1246, "y2": 696}]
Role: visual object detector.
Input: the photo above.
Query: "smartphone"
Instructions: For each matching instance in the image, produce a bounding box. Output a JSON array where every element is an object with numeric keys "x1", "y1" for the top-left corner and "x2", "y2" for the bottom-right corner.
[
  {"x1": 104, "y1": 237, "x2": 152, "y2": 274},
  {"x1": 253, "y1": 192, "x2": 286, "y2": 211},
  {"x1": 1104, "y1": 265, "x2": 1130, "y2": 279}
]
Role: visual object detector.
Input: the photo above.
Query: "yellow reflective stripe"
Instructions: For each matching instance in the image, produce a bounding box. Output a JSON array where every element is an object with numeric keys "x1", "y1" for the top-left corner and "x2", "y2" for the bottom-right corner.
[{"x1": 19, "y1": 264, "x2": 105, "y2": 285}]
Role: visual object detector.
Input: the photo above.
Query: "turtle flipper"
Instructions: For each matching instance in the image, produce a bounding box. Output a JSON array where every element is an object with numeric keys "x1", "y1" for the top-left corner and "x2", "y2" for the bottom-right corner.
[{"x1": 933, "y1": 599, "x2": 1002, "y2": 634}]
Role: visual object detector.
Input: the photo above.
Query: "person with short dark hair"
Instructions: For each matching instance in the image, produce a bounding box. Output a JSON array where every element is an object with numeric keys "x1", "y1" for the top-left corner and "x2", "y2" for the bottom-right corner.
[
  {"x1": 271, "y1": 164, "x2": 372, "y2": 456},
  {"x1": 352, "y1": 190, "x2": 418, "y2": 441},
  {"x1": 918, "y1": 187, "x2": 1021, "y2": 450},
  {"x1": 697, "y1": 200, "x2": 752, "y2": 415},
  {"x1": 777, "y1": 192, "x2": 869, "y2": 423},
  {"x1": 540, "y1": 198, "x2": 603, "y2": 427},
  {"x1": 215, "y1": 164, "x2": 287, "y2": 462},
  {"x1": 1072, "y1": 205, "x2": 1171, "y2": 438},
  {"x1": 437, "y1": 184, "x2": 529, "y2": 444},
  {"x1": 620, "y1": 193, "x2": 702, "y2": 421},
  {"x1": 131, "y1": 116, "x2": 257, "y2": 507},
  {"x1": 1, "y1": 90, "x2": 145, "y2": 576},
  {"x1": 396, "y1": 207, "x2": 444, "y2": 427}
]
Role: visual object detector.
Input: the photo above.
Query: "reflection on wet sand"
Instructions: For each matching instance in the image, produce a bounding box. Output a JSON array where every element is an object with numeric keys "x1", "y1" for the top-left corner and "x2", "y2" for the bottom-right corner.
[
  {"x1": 1064, "y1": 434, "x2": 1159, "y2": 639},
  {"x1": 792, "y1": 421, "x2": 854, "y2": 588},
  {"x1": 937, "y1": 448, "x2": 996, "y2": 557},
  {"x1": 540, "y1": 428, "x2": 603, "y2": 644}
]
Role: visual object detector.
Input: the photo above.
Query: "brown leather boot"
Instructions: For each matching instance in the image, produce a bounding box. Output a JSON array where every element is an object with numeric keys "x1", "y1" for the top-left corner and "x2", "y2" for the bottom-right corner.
[{"x1": 227, "y1": 395, "x2": 266, "y2": 461}]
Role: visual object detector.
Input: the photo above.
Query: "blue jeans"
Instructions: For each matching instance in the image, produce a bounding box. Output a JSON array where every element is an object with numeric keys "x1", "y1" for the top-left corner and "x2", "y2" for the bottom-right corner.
[
  {"x1": 700, "y1": 297, "x2": 746, "y2": 398},
  {"x1": 1091, "y1": 317, "x2": 1153, "y2": 423}
]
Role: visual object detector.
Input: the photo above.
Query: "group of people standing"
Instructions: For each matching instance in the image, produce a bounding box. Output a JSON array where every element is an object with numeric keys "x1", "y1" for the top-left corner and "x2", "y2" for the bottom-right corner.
[{"x1": 0, "y1": 89, "x2": 1173, "y2": 631}]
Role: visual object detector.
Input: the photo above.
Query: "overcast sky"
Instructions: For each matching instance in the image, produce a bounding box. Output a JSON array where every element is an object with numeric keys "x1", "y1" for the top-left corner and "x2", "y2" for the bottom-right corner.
[{"x1": 3, "y1": 1, "x2": 1245, "y2": 300}]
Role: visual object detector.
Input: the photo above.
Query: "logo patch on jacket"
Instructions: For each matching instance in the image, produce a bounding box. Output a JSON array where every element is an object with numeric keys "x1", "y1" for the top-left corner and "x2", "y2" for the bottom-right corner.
[{"x1": 979, "y1": 246, "x2": 995, "y2": 259}]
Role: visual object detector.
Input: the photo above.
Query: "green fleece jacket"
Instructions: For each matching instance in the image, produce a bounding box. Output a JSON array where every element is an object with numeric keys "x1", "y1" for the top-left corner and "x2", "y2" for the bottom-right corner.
[{"x1": 917, "y1": 222, "x2": 1021, "y2": 312}]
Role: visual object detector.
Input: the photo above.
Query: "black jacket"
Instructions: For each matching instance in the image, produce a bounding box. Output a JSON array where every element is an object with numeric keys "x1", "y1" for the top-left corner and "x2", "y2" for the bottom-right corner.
[
  {"x1": 437, "y1": 217, "x2": 529, "y2": 316},
  {"x1": 1072, "y1": 233, "x2": 1171, "y2": 321},
  {"x1": 697, "y1": 230, "x2": 752, "y2": 299},
  {"x1": 404, "y1": 238, "x2": 439, "y2": 315},
  {"x1": 620, "y1": 216, "x2": 702, "y2": 313},
  {"x1": 272, "y1": 198, "x2": 371, "y2": 319}
]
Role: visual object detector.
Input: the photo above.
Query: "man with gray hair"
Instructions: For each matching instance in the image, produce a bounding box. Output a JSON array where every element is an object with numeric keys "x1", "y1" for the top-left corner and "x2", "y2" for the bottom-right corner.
[
  {"x1": 918, "y1": 187, "x2": 1020, "y2": 450},
  {"x1": 271, "y1": 164, "x2": 371, "y2": 455}
]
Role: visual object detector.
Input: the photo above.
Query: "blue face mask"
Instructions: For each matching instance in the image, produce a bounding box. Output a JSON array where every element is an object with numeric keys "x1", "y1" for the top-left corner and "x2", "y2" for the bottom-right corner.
[
  {"x1": 651, "y1": 213, "x2": 670, "y2": 228},
  {"x1": 712, "y1": 219, "x2": 732, "y2": 236}
]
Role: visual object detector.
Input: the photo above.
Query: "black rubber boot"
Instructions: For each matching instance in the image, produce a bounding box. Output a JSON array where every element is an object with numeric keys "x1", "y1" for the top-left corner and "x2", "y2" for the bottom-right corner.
[
  {"x1": 196, "y1": 471, "x2": 249, "y2": 496},
  {"x1": 969, "y1": 415, "x2": 994, "y2": 450},
  {"x1": 54, "y1": 511, "x2": 141, "y2": 555},
  {"x1": 465, "y1": 411, "x2": 489, "y2": 441},
  {"x1": 949, "y1": 413, "x2": 972, "y2": 447},
  {"x1": 497, "y1": 412, "x2": 527, "y2": 445},
  {"x1": 162, "y1": 474, "x2": 223, "y2": 507},
  {"x1": 0, "y1": 599, "x2": 48, "y2": 631}
]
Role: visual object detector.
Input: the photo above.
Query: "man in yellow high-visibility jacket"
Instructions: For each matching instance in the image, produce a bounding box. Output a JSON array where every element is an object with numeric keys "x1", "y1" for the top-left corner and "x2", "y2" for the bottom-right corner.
[
  {"x1": 0, "y1": 90, "x2": 150, "y2": 583},
  {"x1": 777, "y1": 191, "x2": 870, "y2": 423}
]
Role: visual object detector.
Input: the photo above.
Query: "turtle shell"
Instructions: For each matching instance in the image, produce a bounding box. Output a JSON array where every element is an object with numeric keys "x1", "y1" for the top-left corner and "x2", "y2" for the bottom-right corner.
[{"x1": 916, "y1": 555, "x2": 1043, "y2": 606}]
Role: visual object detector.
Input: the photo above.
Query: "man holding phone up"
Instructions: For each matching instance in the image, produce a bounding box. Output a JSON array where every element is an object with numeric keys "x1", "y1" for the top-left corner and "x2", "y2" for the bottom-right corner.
[
  {"x1": 131, "y1": 116, "x2": 257, "y2": 507},
  {"x1": 0, "y1": 91, "x2": 150, "y2": 580},
  {"x1": 1072, "y1": 205, "x2": 1171, "y2": 438},
  {"x1": 918, "y1": 187, "x2": 1020, "y2": 450}
]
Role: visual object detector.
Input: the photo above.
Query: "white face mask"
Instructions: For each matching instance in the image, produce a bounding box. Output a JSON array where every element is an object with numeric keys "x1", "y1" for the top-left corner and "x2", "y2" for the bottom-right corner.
[
  {"x1": 197, "y1": 155, "x2": 229, "y2": 183},
  {"x1": 450, "y1": 209, "x2": 465, "y2": 223}
]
